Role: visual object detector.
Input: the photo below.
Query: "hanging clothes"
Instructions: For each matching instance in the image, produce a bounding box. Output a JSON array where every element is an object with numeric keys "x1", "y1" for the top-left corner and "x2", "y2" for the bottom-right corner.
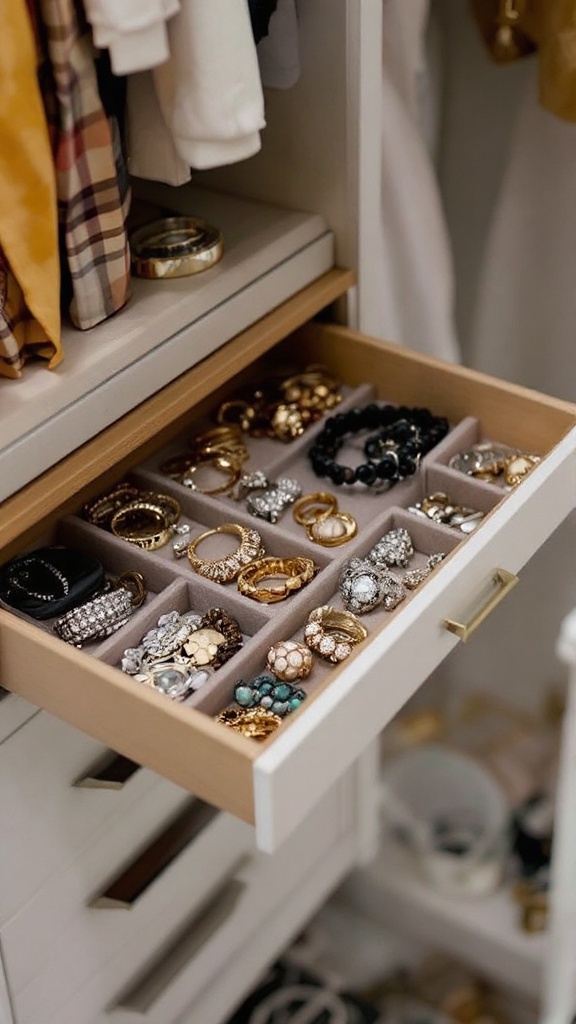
[
  {"x1": 38, "y1": 0, "x2": 131, "y2": 331},
  {"x1": 257, "y1": 0, "x2": 301, "y2": 90},
  {"x1": 372, "y1": 0, "x2": 460, "y2": 362},
  {"x1": 127, "y1": 0, "x2": 266, "y2": 185},
  {"x1": 81, "y1": 0, "x2": 180, "y2": 74},
  {"x1": 248, "y1": 0, "x2": 278, "y2": 43},
  {"x1": 0, "y1": 0, "x2": 61, "y2": 378},
  {"x1": 470, "y1": 77, "x2": 576, "y2": 400}
]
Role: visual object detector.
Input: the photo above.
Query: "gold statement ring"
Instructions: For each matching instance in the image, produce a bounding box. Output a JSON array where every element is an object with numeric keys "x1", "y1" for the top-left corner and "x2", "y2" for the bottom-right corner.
[
  {"x1": 187, "y1": 523, "x2": 264, "y2": 584},
  {"x1": 293, "y1": 492, "x2": 357, "y2": 547},
  {"x1": 110, "y1": 502, "x2": 172, "y2": 550},
  {"x1": 304, "y1": 605, "x2": 368, "y2": 663},
  {"x1": 236, "y1": 556, "x2": 316, "y2": 603},
  {"x1": 214, "y1": 707, "x2": 282, "y2": 741}
]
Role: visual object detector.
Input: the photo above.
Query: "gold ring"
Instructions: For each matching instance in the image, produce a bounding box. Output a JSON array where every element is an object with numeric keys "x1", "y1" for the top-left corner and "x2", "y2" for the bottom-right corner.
[
  {"x1": 306, "y1": 511, "x2": 358, "y2": 546},
  {"x1": 214, "y1": 707, "x2": 282, "y2": 741},
  {"x1": 187, "y1": 523, "x2": 264, "y2": 583},
  {"x1": 236, "y1": 556, "x2": 316, "y2": 603},
  {"x1": 182, "y1": 456, "x2": 242, "y2": 496},
  {"x1": 292, "y1": 492, "x2": 338, "y2": 525},
  {"x1": 304, "y1": 605, "x2": 367, "y2": 662},
  {"x1": 110, "y1": 502, "x2": 172, "y2": 550}
]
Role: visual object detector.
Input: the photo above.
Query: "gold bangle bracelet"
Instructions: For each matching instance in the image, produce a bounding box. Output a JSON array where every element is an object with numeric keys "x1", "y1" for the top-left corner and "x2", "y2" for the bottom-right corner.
[
  {"x1": 236, "y1": 556, "x2": 316, "y2": 603},
  {"x1": 187, "y1": 523, "x2": 264, "y2": 584},
  {"x1": 110, "y1": 502, "x2": 172, "y2": 550},
  {"x1": 182, "y1": 456, "x2": 242, "y2": 496}
]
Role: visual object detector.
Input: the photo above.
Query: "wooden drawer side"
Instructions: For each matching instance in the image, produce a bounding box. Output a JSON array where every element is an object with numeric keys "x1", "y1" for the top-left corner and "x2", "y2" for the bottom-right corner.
[
  {"x1": 0, "y1": 270, "x2": 353, "y2": 562},
  {"x1": 288, "y1": 323, "x2": 576, "y2": 453},
  {"x1": 0, "y1": 611, "x2": 257, "y2": 823}
]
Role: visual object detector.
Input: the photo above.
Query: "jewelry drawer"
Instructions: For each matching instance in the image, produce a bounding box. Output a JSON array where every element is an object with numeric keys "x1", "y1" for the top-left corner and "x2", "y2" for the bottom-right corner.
[
  {"x1": 2, "y1": 773, "x2": 353, "y2": 1024},
  {"x1": 1, "y1": 289, "x2": 576, "y2": 853},
  {"x1": 0, "y1": 710, "x2": 186, "y2": 926}
]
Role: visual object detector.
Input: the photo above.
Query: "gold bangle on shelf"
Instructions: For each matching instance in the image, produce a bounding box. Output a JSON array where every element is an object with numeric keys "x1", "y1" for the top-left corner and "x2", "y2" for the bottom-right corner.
[
  {"x1": 214, "y1": 707, "x2": 282, "y2": 741},
  {"x1": 304, "y1": 605, "x2": 368, "y2": 663},
  {"x1": 130, "y1": 216, "x2": 223, "y2": 279},
  {"x1": 187, "y1": 523, "x2": 264, "y2": 584},
  {"x1": 110, "y1": 502, "x2": 172, "y2": 550},
  {"x1": 236, "y1": 556, "x2": 316, "y2": 604}
]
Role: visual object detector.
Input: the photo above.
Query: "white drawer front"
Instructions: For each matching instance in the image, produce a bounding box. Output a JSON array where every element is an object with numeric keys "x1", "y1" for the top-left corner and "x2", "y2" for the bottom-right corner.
[
  {"x1": 252, "y1": 431, "x2": 576, "y2": 849},
  {"x1": 0, "y1": 712, "x2": 174, "y2": 925},
  {"x1": 5, "y1": 778, "x2": 353, "y2": 1024}
]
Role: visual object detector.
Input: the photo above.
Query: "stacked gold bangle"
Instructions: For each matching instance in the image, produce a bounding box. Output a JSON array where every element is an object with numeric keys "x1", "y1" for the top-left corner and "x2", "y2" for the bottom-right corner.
[
  {"x1": 84, "y1": 484, "x2": 181, "y2": 552},
  {"x1": 160, "y1": 425, "x2": 249, "y2": 496}
]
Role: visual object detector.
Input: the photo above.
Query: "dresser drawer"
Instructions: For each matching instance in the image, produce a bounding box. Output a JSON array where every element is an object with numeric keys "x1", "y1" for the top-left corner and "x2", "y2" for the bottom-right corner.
[
  {"x1": 0, "y1": 711, "x2": 179, "y2": 925},
  {"x1": 3, "y1": 775, "x2": 352, "y2": 1024},
  {"x1": 1, "y1": 274, "x2": 576, "y2": 853}
]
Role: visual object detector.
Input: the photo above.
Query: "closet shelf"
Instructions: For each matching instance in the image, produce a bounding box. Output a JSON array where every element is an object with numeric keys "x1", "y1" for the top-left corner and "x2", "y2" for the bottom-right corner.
[
  {"x1": 341, "y1": 837, "x2": 546, "y2": 1000},
  {"x1": 0, "y1": 187, "x2": 332, "y2": 503}
]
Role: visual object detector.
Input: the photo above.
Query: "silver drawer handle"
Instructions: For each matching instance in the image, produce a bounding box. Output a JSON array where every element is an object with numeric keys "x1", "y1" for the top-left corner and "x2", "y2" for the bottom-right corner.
[
  {"x1": 74, "y1": 753, "x2": 140, "y2": 790},
  {"x1": 112, "y1": 858, "x2": 249, "y2": 1014},
  {"x1": 90, "y1": 799, "x2": 218, "y2": 909},
  {"x1": 443, "y1": 567, "x2": 519, "y2": 642}
]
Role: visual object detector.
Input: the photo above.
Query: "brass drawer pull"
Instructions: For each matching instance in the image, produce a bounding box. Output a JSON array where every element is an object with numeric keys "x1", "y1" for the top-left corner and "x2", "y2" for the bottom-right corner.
[
  {"x1": 113, "y1": 857, "x2": 249, "y2": 1013},
  {"x1": 443, "y1": 568, "x2": 519, "y2": 642},
  {"x1": 74, "y1": 753, "x2": 140, "y2": 790},
  {"x1": 90, "y1": 799, "x2": 218, "y2": 909}
]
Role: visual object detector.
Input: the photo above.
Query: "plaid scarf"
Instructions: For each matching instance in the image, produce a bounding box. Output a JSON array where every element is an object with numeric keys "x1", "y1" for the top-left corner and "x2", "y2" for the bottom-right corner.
[{"x1": 37, "y1": 0, "x2": 131, "y2": 330}]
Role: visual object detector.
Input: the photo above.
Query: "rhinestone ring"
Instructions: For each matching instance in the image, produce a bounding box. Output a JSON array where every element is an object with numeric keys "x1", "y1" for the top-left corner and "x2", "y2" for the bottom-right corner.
[
  {"x1": 304, "y1": 605, "x2": 368, "y2": 663},
  {"x1": 339, "y1": 557, "x2": 405, "y2": 614},
  {"x1": 368, "y1": 527, "x2": 414, "y2": 569}
]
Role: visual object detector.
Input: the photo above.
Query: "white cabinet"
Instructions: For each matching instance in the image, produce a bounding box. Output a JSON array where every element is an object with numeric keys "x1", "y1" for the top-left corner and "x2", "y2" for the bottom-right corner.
[{"x1": 1, "y1": 3, "x2": 576, "y2": 1024}]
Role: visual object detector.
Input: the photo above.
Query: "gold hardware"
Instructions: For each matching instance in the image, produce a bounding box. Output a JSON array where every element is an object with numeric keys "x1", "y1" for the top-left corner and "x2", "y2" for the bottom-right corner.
[{"x1": 443, "y1": 568, "x2": 519, "y2": 642}]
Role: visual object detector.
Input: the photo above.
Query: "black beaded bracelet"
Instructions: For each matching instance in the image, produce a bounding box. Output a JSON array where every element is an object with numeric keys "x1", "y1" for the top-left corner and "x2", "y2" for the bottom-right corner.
[{"x1": 308, "y1": 403, "x2": 449, "y2": 487}]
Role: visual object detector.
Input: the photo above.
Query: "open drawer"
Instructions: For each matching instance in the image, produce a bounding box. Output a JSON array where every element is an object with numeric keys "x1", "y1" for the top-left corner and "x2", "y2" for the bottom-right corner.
[{"x1": 2, "y1": 270, "x2": 576, "y2": 852}]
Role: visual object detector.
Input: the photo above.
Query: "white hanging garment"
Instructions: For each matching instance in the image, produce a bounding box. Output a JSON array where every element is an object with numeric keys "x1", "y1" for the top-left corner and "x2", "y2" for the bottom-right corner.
[
  {"x1": 82, "y1": 0, "x2": 180, "y2": 74},
  {"x1": 126, "y1": 72, "x2": 191, "y2": 186},
  {"x1": 126, "y1": 0, "x2": 265, "y2": 182},
  {"x1": 373, "y1": 0, "x2": 460, "y2": 362},
  {"x1": 470, "y1": 73, "x2": 576, "y2": 403},
  {"x1": 154, "y1": 0, "x2": 266, "y2": 170},
  {"x1": 257, "y1": 0, "x2": 300, "y2": 90}
]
